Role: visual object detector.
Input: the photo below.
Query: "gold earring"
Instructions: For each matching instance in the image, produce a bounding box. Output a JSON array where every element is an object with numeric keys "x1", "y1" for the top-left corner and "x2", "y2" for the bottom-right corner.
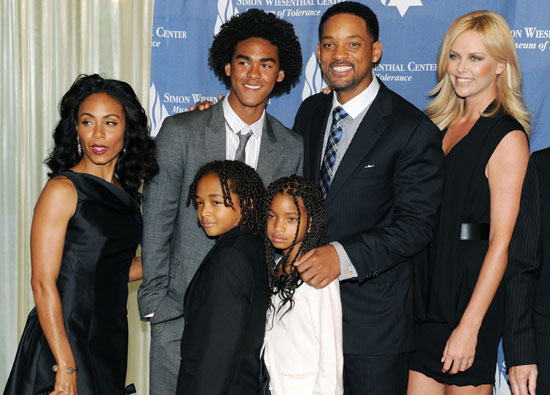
[{"x1": 77, "y1": 137, "x2": 82, "y2": 156}]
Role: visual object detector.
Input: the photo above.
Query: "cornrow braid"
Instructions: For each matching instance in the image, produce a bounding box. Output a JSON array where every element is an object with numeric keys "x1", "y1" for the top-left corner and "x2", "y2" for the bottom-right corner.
[
  {"x1": 187, "y1": 160, "x2": 265, "y2": 237},
  {"x1": 264, "y1": 175, "x2": 327, "y2": 316}
]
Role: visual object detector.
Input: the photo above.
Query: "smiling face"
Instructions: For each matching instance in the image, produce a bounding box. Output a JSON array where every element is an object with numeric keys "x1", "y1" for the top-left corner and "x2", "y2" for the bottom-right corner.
[
  {"x1": 446, "y1": 30, "x2": 505, "y2": 105},
  {"x1": 267, "y1": 192, "x2": 308, "y2": 262},
  {"x1": 225, "y1": 37, "x2": 285, "y2": 123},
  {"x1": 317, "y1": 13, "x2": 382, "y2": 104},
  {"x1": 76, "y1": 92, "x2": 126, "y2": 169},
  {"x1": 194, "y1": 172, "x2": 242, "y2": 237}
]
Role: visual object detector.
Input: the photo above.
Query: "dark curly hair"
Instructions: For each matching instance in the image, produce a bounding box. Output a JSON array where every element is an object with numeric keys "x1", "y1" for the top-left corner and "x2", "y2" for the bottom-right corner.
[
  {"x1": 209, "y1": 8, "x2": 302, "y2": 97},
  {"x1": 187, "y1": 160, "x2": 265, "y2": 237},
  {"x1": 319, "y1": 1, "x2": 379, "y2": 42},
  {"x1": 45, "y1": 74, "x2": 158, "y2": 195},
  {"x1": 264, "y1": 175, "x2": 327, "y2": 316}
]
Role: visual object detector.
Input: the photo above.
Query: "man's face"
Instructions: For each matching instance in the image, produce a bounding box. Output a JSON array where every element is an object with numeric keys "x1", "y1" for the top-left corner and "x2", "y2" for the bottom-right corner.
[
  {"x1": 225, "y1": 37, "x2": 285, "y2": 117},
  {"x1": 317, "y1": 13, "x2": 382, "y2": 104}
]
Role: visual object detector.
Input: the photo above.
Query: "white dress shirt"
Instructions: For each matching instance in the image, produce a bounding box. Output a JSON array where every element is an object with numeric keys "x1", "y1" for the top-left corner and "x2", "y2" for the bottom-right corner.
[
  {"x1": 223, "y1": 94, "x2": 264, "y2": 169},
  {"x1": 263, "y1": 280, "x2": 343, "y2": 395}
]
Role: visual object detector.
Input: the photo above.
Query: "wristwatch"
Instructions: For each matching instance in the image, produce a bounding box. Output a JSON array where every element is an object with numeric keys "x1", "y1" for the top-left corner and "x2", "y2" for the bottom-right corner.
[{"x1": 52, "y1": 364, "x2": 78, "y2": 374}]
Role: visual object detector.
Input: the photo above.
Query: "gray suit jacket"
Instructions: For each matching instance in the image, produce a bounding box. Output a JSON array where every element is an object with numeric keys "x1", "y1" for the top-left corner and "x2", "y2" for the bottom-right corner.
[{"x1": 138, "y1": 103, "x2": 302, "y2": 324}]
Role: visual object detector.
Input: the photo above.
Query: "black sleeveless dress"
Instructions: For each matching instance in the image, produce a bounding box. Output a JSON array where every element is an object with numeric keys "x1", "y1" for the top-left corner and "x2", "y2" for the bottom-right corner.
[
  {"x1": 4, "y1": 171, "x2": 141, "y2": 395},
  {"x1": 411, "y1": 110, "x2": 525, "y2": 386}
]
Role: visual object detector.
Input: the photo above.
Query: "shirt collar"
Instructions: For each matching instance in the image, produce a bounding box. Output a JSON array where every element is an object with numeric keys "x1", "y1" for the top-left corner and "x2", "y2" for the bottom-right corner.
[
  {"x1": 331, "y1": 73, "x2": 380, "y2": 119},
  {"x1": 223, "y1": 94, "x2": 265, "y2": 135}
]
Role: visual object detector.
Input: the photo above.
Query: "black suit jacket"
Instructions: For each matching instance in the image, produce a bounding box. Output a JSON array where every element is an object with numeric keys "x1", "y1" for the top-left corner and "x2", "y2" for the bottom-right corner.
[
  {"x1": 504, "y1": 147, "x2": 550, "y2": 368},
  {"x1": 176, "y1": 226, "x2": 269, "y2": 395},
  {"x1": 293, "y1": 80, "x2": 444, "y2": 355}
]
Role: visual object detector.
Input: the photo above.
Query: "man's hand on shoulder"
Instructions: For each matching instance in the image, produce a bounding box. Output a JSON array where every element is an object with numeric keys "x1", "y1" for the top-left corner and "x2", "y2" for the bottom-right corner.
[
  {"x1": 509, "y1": 364, "x2": 537, "y2": 395},
  {"x1": 294, "y1": 245, "x2": 340, "y2": 289},
  {"x1": 188, "y1": 93, "x2": 223, "y2": 111}
]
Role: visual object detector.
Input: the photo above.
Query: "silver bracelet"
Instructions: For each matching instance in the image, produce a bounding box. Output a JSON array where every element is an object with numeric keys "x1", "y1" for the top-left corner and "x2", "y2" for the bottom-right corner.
[{"x1": 52, "y1": 364, "x2": 78, "y2": 374}]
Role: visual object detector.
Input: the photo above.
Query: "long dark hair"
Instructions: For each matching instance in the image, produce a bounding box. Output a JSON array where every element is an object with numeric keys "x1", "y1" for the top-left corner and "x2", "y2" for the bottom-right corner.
[
  {"x1": 187, "y1": 160, "x2": 265, "y2": 237},
  {"x1": 45, "y1": 74, "x2": 158, "y2": 195},
  {"x1": 264, "y1": 176, "x2": 327, "y2": 315}
]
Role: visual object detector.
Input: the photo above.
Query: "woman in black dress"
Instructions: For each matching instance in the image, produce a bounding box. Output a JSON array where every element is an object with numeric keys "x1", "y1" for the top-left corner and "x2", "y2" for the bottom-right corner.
[
  {"x1": 409, "y1": 11, "x2": 531, "y2": 394},
  {"x1": 4, "y1": 74, "x2": 158, "y2": 395}
]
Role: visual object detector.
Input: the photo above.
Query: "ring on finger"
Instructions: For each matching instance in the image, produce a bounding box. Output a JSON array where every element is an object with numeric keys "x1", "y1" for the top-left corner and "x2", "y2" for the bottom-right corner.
[{"x1": 461, "y1": 362, "x2": 468, "y2": 367}]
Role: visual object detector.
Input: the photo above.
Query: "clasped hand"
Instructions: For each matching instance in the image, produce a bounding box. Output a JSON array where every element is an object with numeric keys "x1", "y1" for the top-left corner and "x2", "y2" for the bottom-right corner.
[{"x1": 294, "y1": 245, "x2": 340, "y2": 288}]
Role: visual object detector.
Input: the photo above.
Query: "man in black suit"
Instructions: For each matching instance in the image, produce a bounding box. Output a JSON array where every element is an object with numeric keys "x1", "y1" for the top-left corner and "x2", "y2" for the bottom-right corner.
[
  {"x1": 293, "y1": 2, "x2": 444, "y2": 394},
  {"x1": 504, "y1": 147, "x2": 550, "y2": 395}
]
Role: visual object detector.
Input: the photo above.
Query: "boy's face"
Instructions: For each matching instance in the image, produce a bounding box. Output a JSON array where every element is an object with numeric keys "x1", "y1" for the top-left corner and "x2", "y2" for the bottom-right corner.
[
  {"x1": 225, "y1": 37, "x2": 285, "y2": 118},
  {"x1": 194, "y1": 172, "x2": 242, "y2": 237}
]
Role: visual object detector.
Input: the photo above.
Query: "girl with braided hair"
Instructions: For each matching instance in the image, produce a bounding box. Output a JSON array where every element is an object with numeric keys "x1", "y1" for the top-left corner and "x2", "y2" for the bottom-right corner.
[
  {"x1": 262, "y1": 175, "x2": 343, "y2": 395},
  {"x1": 176, "y1": 160, "x2": 269, "y2": 395}
]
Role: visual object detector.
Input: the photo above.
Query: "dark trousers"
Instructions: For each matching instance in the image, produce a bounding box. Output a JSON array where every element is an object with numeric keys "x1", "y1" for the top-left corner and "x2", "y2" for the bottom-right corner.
[{"x1": 344, "y1": 352, "x2": 410, "y2": 395}]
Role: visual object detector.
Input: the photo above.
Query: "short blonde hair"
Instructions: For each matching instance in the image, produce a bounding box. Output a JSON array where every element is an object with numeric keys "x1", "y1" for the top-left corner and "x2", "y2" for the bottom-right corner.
[{"x1": 427, "y1": 10, "x2": 530, "y2": 134}]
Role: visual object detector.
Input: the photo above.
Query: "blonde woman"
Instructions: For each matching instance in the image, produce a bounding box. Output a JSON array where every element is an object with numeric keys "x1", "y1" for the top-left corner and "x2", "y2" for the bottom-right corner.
[{"x1": 409, "y1": 11, "x2": 530, "y2": 395}]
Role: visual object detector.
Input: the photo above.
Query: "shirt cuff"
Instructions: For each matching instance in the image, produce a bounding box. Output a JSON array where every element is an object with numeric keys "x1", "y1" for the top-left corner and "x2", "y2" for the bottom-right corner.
[
  {"x1": 145, "y1": 313, "x2": 154, "y2": 318},
  {"x1": 330, "y1": 241, "x2": 357, "y2": 280}
]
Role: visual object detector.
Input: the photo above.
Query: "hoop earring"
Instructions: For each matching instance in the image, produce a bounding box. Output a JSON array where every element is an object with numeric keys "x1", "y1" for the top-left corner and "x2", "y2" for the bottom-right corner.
[{"x1": 77, "y1": 137, "x2": 82, "y2": 156}]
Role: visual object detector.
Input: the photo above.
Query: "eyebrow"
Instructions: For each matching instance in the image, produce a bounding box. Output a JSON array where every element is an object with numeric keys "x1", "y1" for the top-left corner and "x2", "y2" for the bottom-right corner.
[
  {"x1": 79, "y1": 112, "x2": 121, "y2": 119},
  {"x1": 321, "y1": 34, "x2": 364, "y2": 40},
  {"x1": 235, "y1": 54, "x2": 276, "y2": 63}
]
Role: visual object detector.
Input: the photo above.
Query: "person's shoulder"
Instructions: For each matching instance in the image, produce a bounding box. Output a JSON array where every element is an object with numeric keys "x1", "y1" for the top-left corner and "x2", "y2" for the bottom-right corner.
[
  {"x1": 299, "y1": 92, "x2": 331, "y2": 110},
  {"x1": 380, "y1": 84, "x2": 431, "y2": 124},
  {"x1": 492, "y1": 112, "x2": 524, "y2": 133},
  {"x1": 35, "y1": 174, "x2": 78, "y2": 215},
  {"x1": 157, "y1": 104, "x2": 217, "y2": 138},
  {"x1": 265, "y1": 112, "x2": 302, "y2": 142},
  {"x1": 531, "y1": 146, "x2": 550, "y2": 165}
]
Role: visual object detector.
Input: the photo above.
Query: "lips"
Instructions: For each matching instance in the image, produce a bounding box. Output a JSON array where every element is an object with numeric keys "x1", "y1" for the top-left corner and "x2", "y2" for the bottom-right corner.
[
  {"x1": 201, "y1": 222, "x2": 216, "y2": 228},
  {"x1": 269, "y1": 236, "x2": 287, "y2": 244},
  {"x1": 330, "y1": 62, "x2": 353, "y2": 73},
  {"x1": 91, "y1": 145, "x2": 108, "y2": 155},
  {"x1": 455, "y1": 77, "x2": 473, "y2": 84},
  {"x1": 244, "y1": 83, "x2": 262, "y2": 90}
]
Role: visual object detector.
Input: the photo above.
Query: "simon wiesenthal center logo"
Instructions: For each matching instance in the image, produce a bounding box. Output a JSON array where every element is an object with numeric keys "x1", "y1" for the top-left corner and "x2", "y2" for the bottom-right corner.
[
  {"x1": 302, "y1": 52, "x2": 326, "y2": 100},
  {"x1": 215, "y1": 0, "x2": 239, "y2": 34},
  {"x1": 380, "y1": 0, "x2": 423, "y2": 17}
]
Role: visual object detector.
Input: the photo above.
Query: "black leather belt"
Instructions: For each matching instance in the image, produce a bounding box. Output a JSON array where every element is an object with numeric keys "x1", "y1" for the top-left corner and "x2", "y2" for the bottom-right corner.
[{"x1": 460, "y1": 223, "x2": 490, "y2": 240}]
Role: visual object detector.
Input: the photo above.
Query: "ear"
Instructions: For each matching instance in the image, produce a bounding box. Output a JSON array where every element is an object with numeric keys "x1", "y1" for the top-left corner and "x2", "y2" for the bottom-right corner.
[
  {"x1": 316, "y1": 42, "x2": 321, "y2": 63},
  {"x1": 496, "y1": 62, "x2": 505, "y2": 75},
  {"x1": 224, "y1": 63, "x2": 231, "y2": 77},
  {"x1": 372, "y1": 41, "x2": 383, "y2": 64},
  {"x1": 277, "y1": 70, "x2": 285, "y2": 83}
]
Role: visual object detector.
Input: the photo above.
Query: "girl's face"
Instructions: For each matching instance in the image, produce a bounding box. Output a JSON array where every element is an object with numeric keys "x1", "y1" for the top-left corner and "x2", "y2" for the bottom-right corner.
[
  {"x1": 267, "y1": 193, "x2": 308, "y2": 260},
  {"x1": 446, "y1": 30, "x2": 504, "y2": 104},
  {"x1": 76, "y1": 92, "x2": 126, "y2": 168},
  {"x1": 194, "y1": 172, "x2": 242, "y2": 237}
]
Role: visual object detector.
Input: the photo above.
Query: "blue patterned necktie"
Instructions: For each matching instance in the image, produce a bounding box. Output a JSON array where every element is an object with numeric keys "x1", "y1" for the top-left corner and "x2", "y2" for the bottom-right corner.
[{"x1": 320, "y1": 106, "x2": 348, "y2": 196}]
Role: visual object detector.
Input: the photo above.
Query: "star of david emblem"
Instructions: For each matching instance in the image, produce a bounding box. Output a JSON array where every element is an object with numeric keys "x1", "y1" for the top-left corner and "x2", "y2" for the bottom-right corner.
[{"x1": 381, "y1": 0, "x2": 423, "y2": 17}]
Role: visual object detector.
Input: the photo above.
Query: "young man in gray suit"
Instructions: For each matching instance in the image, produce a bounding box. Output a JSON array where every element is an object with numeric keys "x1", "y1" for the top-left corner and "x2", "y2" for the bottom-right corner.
[{"x1": 137, "y1": 9, "x2": 303, "y2": 395}]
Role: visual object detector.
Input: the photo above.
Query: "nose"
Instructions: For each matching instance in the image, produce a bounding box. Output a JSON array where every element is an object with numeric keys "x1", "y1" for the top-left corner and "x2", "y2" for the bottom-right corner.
[
  {"x1": 332, "y1": 44, "x2": 348, "y2": 61},
  {"x1": 247, "y1": 62, "x2": 261, "y2": 79},
  {"x1": 92, "y1": 124, "x2": 105, "y2": 139},
  {"x1": 199, "y1": 203, "x2": 211, "y2": 218},
  {"x1": 456, "y1": 58, "x2": 467, "y2": 74},
  {"x1": 274, "y1": 218, "x2": 285, "y2": 232}
]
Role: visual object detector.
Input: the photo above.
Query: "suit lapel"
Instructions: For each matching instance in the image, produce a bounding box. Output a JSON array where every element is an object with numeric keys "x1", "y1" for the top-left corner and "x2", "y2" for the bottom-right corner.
[
  {"x1": 256, "y1": 116, "x2": 278, "y2": 182},
  {"x1": 309, "y1": 95, "x2": 333, "y2": 184},
  {"x1": 203, "y1": 104, "x2": 227, "y2": 163},
  {"x1": 326, "y1": 84, "x2": 391, "y2": 204}
]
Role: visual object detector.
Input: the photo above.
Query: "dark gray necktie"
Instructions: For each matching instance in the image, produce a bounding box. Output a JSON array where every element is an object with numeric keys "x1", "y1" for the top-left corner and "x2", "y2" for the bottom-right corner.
[{"x1": 234, "y1": 130, "x2": 252, "y2": 163}]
